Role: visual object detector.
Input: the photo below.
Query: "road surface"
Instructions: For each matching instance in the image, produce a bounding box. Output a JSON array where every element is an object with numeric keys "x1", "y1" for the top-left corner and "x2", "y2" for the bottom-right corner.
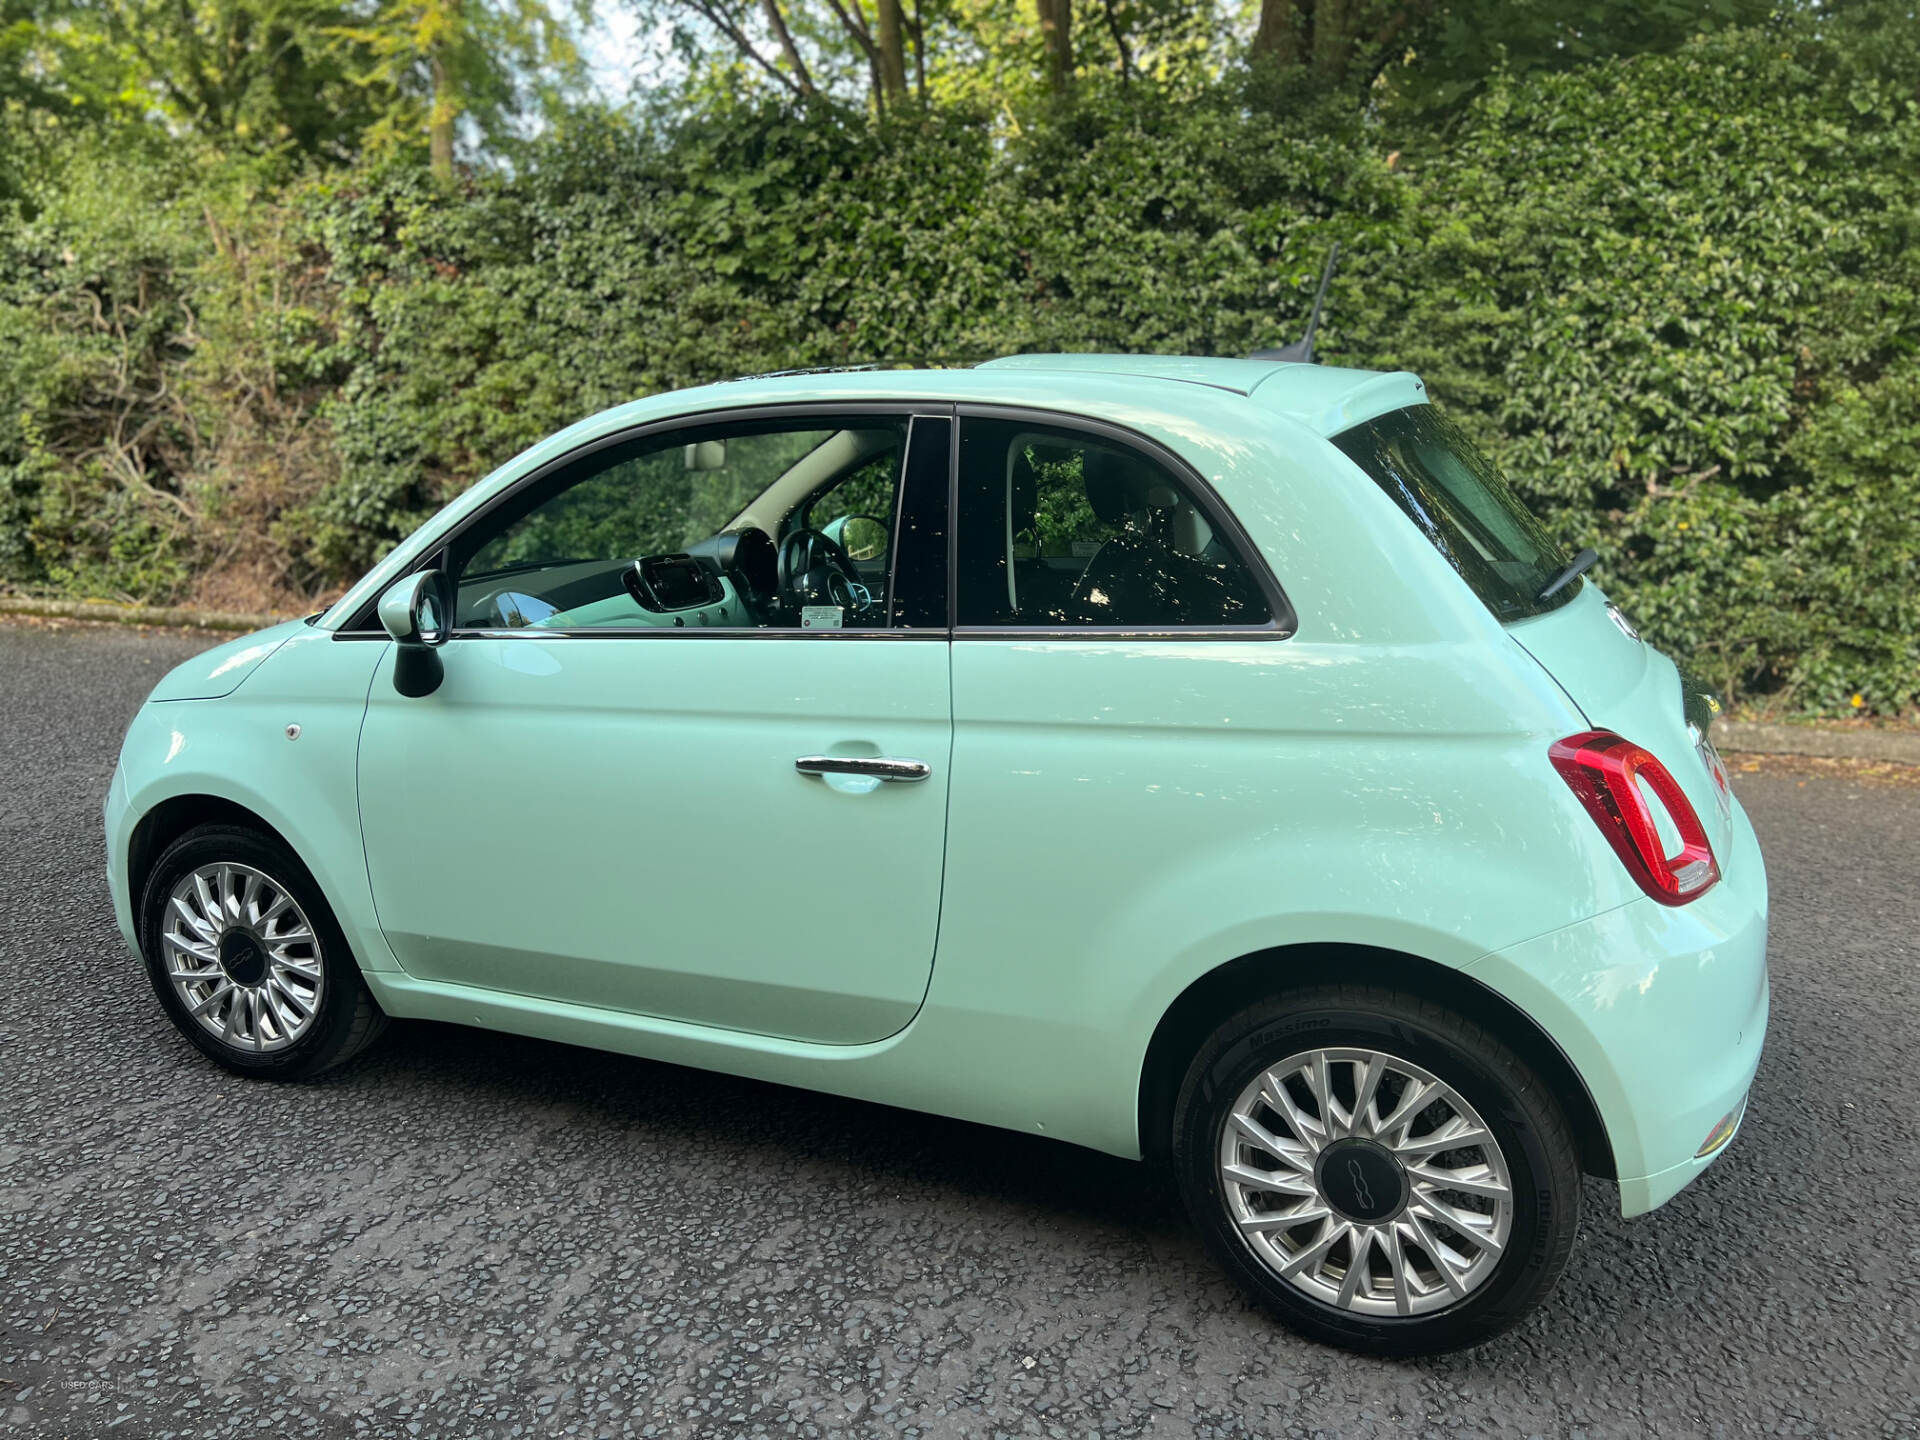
[{"x1": 2, "y1": 618, "x2": 1915, "y2": 1437}]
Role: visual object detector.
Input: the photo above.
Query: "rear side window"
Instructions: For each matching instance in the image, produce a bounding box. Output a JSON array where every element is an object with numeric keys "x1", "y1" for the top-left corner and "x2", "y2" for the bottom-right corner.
[
  {"x1": 1332, "y1": 406, "x2": 1574, "y2": 621},
  {"x1": 955, "y1": 418, "x2": 1272, "y2": 630}
]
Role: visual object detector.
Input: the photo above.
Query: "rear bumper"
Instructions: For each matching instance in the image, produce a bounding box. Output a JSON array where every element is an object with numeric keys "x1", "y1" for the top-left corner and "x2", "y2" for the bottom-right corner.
[{"x1": 1467, "y1": 796, "x2": 1770, "y2": 1218}]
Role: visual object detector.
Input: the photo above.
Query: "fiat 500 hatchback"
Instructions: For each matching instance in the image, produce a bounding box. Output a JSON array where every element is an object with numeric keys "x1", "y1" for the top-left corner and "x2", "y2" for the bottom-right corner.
[{"x1": 106, "y1": 356, "x2": 1768, "y2": 1354}]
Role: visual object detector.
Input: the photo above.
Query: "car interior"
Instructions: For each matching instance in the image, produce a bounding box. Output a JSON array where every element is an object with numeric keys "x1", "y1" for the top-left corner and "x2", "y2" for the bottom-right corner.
[
  {"x1": 451, "y1": 423, "x2": 906, "y2": 632},
  {"x1": 446, "y1": 415, "x2": 1269, "y2": 635},
  {"x1": 958, "y1": 424, "x2": 1271, "y2": 628}
]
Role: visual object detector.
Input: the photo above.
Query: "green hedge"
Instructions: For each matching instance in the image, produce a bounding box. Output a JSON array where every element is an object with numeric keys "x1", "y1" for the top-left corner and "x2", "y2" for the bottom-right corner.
[
  {"x1": 2, "y1": 13, "x2": 1916, "y2": 713},
  {"x1": 1338, "y1": 20, "x2": 1920, "y2": 714}
]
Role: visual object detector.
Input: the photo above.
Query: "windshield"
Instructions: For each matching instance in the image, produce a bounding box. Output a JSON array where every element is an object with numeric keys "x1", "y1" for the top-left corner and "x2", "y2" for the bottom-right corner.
[{"x1": 1332, "y1": 405, "x2": 1575, "y2": 622}]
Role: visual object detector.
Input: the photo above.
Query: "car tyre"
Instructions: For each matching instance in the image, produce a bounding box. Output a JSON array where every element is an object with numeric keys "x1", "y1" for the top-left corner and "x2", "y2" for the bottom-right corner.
[
  {"x1": 139, "y1": 823, "x2": 386, "y2": 1079},
  {"x1": 1172, "y1": 982, "x2": 1582, "y2": 1356}
]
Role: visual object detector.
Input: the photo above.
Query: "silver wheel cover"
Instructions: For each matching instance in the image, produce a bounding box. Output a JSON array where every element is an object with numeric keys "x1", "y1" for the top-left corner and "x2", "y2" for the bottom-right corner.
[
  {"x1": 162, "y1": 863, "x2": 324, "y2": 1053},
  {"x1": 1217, "y1": 1047, "x2": 1515, "y2": 1317}
]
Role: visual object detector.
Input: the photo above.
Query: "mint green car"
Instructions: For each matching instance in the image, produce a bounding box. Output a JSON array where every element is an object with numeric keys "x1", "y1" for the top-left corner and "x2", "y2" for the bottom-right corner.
[{"x1": 105, "y1": 356, "x2": 1768, "y2": 1354}]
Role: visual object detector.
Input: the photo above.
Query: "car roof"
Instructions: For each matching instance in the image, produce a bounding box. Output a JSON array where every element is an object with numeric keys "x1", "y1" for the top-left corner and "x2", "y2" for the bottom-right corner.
[
  {"x1": 691, "y1": 354, "x2": 1427, "y2": 437},
  {"x1": 973, "y1": 354, "x2": 1427, "y2": 433}
]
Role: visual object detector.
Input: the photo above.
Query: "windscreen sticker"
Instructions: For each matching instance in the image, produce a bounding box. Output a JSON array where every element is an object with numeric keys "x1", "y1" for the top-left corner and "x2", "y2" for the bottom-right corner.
[{"x1": 801, "y1": 606, "x2": 844, "y2": 629}]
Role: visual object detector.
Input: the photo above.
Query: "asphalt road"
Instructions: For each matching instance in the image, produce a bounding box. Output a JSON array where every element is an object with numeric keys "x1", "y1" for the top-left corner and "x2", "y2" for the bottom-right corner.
[{"x1": 2, "y1": 617, "x2": 1916, "y2": 1439}]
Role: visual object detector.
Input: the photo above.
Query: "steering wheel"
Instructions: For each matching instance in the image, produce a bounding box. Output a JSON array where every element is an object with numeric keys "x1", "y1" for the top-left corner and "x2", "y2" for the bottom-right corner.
[{"x1": 776, "y1": 527, "x2": 873, "y2": 615}]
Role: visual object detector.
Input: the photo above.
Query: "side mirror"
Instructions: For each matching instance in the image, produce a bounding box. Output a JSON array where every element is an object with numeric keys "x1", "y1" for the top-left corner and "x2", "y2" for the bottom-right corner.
[
  {"x1": 379, "y1": 571, "x2": 451, "y2": 646},
  {"x1": 822, "y1": 514, "x2": 889, "y2": 562},
  {"x1": 377, "y1": 571, "x2": 451, "y2": 697}
]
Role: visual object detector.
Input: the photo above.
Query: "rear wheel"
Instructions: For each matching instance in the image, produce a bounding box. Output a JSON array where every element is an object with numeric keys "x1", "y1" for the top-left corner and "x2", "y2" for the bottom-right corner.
[
  {"x1": 139, "y1": 823, "x2": 386, "y2": 1079},
  {"x1": 1172, "y1": 983, "x2": 1581, "y2": 1355}
]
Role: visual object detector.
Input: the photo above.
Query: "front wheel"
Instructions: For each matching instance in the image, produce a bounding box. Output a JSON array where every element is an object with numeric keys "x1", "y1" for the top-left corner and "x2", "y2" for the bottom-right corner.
[
  {"x1": 138, "y1": 823, "x2": 387, "y2": 1079},
  {"x1": 1172, "y1": 983, "x2": 1582, "y2": 1355}
]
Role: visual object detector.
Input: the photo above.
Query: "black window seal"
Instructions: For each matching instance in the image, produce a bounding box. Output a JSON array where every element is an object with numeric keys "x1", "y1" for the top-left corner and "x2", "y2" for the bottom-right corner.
[
  {"x1": 885, "y1": 413, "x2": 951, "y2": 630},
  {"x1": 331, "y1": 398, "x2": 1298, "y2": 642},
  {"x1": 331, "y1": 400, "x2": 954, "y2": 641},
  {"x1": 949, "y1": 403, "x2": 1297, "y2": 641}
]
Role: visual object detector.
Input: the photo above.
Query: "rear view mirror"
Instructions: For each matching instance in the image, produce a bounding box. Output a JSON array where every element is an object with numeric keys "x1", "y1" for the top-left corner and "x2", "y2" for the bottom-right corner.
[{"x1": 683, "y1": 440, "x2": 727, "y2": 471}]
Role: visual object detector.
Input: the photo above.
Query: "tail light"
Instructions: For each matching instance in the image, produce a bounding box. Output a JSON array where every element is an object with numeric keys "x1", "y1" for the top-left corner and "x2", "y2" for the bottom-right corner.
[{"x1": 1549, "y1": 730, "x2": 1719, "y2": 905}]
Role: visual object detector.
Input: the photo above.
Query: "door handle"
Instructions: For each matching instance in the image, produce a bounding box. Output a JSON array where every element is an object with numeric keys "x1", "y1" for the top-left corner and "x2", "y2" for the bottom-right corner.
[{"x1": 795, "y1": 755, "x2": 931, "y2": 783}]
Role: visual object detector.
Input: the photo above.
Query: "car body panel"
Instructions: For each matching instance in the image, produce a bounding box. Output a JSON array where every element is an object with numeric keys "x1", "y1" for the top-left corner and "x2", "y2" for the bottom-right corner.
[
  {"x1": 976, "y1": 352, "x2": 1303, "y2": 394},
  {"x1": 1508, "y1": 580, "x2": 1737, "y2": 860},
  {"x1": 1468, "y1": 789, "x2": 1769, "y2": 1214},
  {"x1": 145, "y1": 619, "x2": 308, "y2": 701},
  {"x1": 107, "y1": 356, "x2": 1770, "y2": 1221},
  {"x1": 108, "y1": 627, "x2": 394, "y2": 967},
  {"x1": 939, "y1": 632, "x2": 1628, "y2": 1154},
  {"x1": 355, "y1": 633, "x2": 953, "y2": 1044},
  {"x1": 973, "y1": 354, "x2": 1432, "y2": 438}
]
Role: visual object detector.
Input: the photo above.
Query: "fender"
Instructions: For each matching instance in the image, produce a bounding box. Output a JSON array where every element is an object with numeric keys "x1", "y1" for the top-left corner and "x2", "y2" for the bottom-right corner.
[{"x1": 113, "y1": 630, "x2": 395, "y2": 971}]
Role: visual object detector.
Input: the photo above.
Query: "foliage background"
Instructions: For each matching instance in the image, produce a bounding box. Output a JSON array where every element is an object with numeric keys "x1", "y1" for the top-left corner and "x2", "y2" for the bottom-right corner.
[{"x1": 2, "y1": 3, "x2": 1916, "y2": 715}]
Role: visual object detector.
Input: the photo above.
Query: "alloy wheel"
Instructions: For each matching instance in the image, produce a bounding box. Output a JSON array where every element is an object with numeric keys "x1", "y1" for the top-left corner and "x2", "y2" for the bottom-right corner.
[
  {"x1": 1216, "y1": 1046, "x2": 1514, "y2": 1316},
  {"x1": 162, "y1": 863, "x2": 325, "y2": 1053}
]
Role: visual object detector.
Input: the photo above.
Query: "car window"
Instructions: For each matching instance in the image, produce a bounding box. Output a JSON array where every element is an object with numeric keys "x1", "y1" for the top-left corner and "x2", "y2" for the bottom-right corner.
[
  {"x1": 802, "y1": 451, "x2": 895, "y2": 545},
  {"x1": 451, "y1": 418, "x2": 909, "y2": 632},
  {"x1": 954, "y1": 418, "x2": 1272, "y2": 629},
  {"x1": 1331, "y1": 405, "x2": 1574, "y2": 622}
]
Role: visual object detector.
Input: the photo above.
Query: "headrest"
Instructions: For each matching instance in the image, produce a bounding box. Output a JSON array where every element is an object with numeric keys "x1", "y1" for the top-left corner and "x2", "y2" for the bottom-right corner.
[
  {"x1": 1171, "y1": 500, "x2": 1214, "y2": 556},
  {"x1": 1085, "y1": 446, "x2": 1174, "y2": 525}
]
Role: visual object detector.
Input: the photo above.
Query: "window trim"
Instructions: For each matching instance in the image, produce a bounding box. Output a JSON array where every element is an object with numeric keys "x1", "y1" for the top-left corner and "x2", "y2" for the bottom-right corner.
[
  {"x1": 333, "y1": 401, "x2": 952, "y2": 641},
  {"x1": 887, "y1": 414, "x2": 951, "y2": 629},
  {"x1": 331, "y1": 398, "x2": 1298, "y2": 643},
  {"x1": 947, "y1": 404, "x2": 1297, "y2": 642}
]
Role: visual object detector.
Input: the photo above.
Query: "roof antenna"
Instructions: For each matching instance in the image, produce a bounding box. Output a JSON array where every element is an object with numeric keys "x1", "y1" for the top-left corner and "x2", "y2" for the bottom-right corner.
[{"x1": 1250, "y1": 242, "x2": 1340, "y2": 363}]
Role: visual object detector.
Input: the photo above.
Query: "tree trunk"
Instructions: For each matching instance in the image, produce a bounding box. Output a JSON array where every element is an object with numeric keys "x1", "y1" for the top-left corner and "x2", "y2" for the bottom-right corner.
[
  {"x1": 1036, "y1": 0, "x2": 1073, "y2": 95},
  {"x1": 1311, "y1": 0, "x2": 1352, "y2": 81},
  {"x1": 1251, "y1": 1, "x2": 1426, "y2": 89},
  {"x1": 875, "y1": 0, "x2": 909, "y2": 99},
  {"x1": 908, "y1": 0, "x2": 927, "y2": 99},
  {"x1": 429, "y1": 46, "x2": 455, "y2": 180},
  {"x1": 427, "y1": 0, "x2": 459, "y2": 180},
  {"x1": 1250, "y1": 0, "x2": 1306, "y2": 68}
]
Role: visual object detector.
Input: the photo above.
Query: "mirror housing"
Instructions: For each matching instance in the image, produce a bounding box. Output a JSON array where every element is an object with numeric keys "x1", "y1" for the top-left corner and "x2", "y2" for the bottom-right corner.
[
  {"x1": 377, "y1": 571, "x2": 451, "y2": 697},
  {"x1": 378, "y1": 571, "x2": 451, "y2": 647}
]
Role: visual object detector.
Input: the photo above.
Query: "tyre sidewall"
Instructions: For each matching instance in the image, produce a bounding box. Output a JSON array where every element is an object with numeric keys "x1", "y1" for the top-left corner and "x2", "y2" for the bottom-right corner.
[
  {"x1": 1174, "y1": 996, "x2": 1576, "y2": 1355},
  {"x1": 139, "y1": 825, "x2": 369, "y2": 1079}
]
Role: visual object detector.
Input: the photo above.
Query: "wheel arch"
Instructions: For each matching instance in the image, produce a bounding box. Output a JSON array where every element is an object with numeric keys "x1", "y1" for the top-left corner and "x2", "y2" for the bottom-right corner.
[
  {"x1": 128, "y1": 793, "x2": 296, "y2": 908},
  {"x1": 1136, "y1": 943, "x2": 1615, "y2": 1180}
]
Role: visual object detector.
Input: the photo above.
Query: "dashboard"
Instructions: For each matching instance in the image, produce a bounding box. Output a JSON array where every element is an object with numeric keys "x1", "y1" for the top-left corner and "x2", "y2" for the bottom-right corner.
[{"x1": 454, "y1": 529, "x2": 777, "y2": 633}]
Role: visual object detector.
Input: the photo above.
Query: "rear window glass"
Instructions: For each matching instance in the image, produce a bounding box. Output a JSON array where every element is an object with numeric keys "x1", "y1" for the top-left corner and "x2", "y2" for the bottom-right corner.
[{"x1": 1332, "y1": 405, "x2": 1574, "y2": 621}]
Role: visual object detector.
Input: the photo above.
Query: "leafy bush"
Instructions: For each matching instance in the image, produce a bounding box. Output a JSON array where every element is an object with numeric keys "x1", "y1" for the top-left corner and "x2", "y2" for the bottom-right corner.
[
  {"x1": 1337, "y1": 16, "x2": 1920, "y2": 712},
  {"x1": 0, "y1": 138, "x2": 345, "y2": 606},
  {"x1": 1, "y1": 13, "x2": 1915, "y2": 714}
]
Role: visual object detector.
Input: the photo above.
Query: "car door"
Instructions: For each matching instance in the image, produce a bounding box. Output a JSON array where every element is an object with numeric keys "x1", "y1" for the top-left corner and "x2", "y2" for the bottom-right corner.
[{"x1": 354, "y1": 408, "x2": 954, "y2": 1045}]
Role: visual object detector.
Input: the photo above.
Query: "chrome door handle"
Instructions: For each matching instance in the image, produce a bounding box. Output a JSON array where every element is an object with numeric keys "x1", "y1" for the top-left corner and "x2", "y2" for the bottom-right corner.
[{"x1": 795, "y1": 755, "x2": 931, "y2": 783}]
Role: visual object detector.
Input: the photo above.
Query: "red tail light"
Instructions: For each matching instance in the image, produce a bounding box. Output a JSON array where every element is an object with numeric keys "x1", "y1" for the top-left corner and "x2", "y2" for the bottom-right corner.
[{"x1": 1549, "y1": 730, "x2": 1719, "y2": 905}]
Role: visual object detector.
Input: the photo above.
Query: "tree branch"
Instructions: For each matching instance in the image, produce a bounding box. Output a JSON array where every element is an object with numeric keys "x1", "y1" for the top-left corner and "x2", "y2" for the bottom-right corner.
[
  {"x1": 690, "y1": 0, "x2": 806, "y2": 94},
  {"x1": 1100, "y1": 0, "x2": 1133, "y2": 82},
  {"x1": 756, "y1": 0, "x2": 815, "y2": 92},
  {"x1": 824, "y1": 0, "x2": 879, "y2": 61},
  {"x1": 907, "y1": 0, "x2": 927, "y2": 99}
]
